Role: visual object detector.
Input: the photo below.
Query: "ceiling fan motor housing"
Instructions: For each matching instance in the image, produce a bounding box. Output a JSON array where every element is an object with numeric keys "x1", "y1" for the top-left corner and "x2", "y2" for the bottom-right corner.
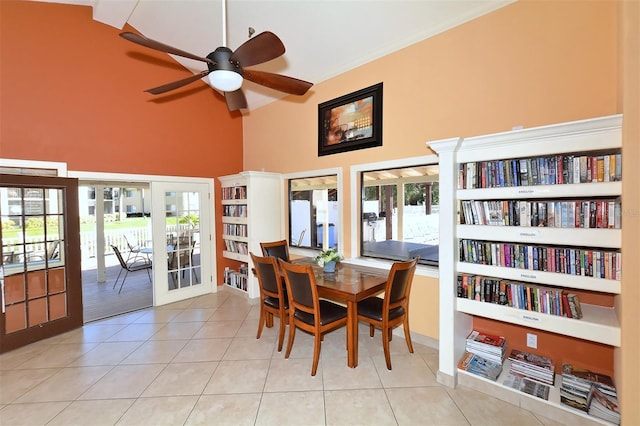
[{"x1": 207, "y1": 47, "x2": 242, "y2": 75}]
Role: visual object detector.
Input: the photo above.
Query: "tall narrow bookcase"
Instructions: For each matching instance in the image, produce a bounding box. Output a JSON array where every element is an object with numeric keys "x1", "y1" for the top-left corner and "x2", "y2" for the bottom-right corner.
[
  {"x1": 218, "y1": 171, "x2": 282, "y2": 298},
  {"x1": 429, "y1": 115, "x2": 622, "y2": 425}
]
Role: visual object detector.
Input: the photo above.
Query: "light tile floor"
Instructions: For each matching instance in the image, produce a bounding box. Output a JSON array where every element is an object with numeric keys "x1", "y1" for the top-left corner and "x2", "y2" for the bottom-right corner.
[{"x1": 0, "y1": 289, "x2": 565, "y2": 426}]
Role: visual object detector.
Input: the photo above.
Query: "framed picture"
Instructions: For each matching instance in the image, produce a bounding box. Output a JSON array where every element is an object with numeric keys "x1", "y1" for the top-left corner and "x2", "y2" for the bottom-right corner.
[{"x1": 318, "y1": 82, "x2": 383, "y2": 156}]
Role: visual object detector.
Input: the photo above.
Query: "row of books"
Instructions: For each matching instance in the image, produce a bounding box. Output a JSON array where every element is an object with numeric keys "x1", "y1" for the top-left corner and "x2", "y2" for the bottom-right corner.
[
  {"x1": 223, "y1": 223, "x2": 248, "y2": 237},
  {"x1": 560, "y1": 364, "x2": 619, "y2": 424},
  {"x1": 457, "y1": 274, "x2": 583, "y2": 318},
  {"x1": 222, "y1": 205, "x2": 248, "y2": 218},
  {"x1": 459, "y1": 199, "x2": 621, "y2": 229},
  {"x1": 459, "y1": 239, "x2": 621, "y2": 280},
  {"x1": 459, "y1": 153, "x2": 622, "y2": 189},
  {"x1": 223, "y1": 268, "x2": 248, "y2": 291},
  {"x1": 221, "y1": 186, "x2": 247, "y2": 200},
  {"x1": 223, "y1": 240, "x2": 249, "y2": 255}
]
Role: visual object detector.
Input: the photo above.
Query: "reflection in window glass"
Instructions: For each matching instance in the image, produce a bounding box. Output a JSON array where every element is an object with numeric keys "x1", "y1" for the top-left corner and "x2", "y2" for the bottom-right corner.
[
  {"x1": 361, "y1": 165, "x2": 439, "y2": 266},
  {"x1": 288, "y1": 175, "x2": 338, "y2": 250}
]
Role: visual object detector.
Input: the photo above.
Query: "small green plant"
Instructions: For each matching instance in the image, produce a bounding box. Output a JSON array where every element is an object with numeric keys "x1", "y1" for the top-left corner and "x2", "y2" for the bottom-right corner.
[{"x1": 314, "y1": 248, "x2": 343, "y2": 266}]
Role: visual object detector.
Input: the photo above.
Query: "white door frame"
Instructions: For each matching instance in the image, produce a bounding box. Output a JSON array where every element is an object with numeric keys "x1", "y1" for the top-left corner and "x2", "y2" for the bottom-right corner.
[
  {"x1": 150, "y1": 180, "x2": 214, "y2": 305},
  {"x1": 68, "y1": 170, "x2": 217, "y2": 306}
]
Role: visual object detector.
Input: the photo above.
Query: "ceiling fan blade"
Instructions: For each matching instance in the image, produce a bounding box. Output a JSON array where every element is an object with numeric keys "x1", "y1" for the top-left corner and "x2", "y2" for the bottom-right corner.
[
  {"x1": 230, "y1": 31, "x2": 285, "y2": 67},
  {"x1": 145, "y1": 70, "x2": 211, "y2": 95},
  {"x1": 225, "y1": 89, "x2": 248, "y2": 111},
  {"x1": 242, "y1": 70, "x2": 313, "y2": 95},
  {"x1": 120, "y1": 32, "x2": 214, "y2": 65}
]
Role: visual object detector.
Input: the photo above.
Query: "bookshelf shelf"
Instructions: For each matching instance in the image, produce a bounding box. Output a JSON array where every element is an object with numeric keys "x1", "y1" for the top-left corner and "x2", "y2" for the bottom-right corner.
[
  {"x1": 219, "y1": 171, "x2": 282, "y2": 298},
  {"x1": 429, "y1": 114, "x2": 622, "y2": 425},
  {"x1": 456, "y1": 298, "x2": 620, "y2": 346},
  {"x1": 457, "y1": 225, "x2": 621, "y2": 248},
  {"x1": 458, "y1": 181, "x2": 621, "y2": 201}
]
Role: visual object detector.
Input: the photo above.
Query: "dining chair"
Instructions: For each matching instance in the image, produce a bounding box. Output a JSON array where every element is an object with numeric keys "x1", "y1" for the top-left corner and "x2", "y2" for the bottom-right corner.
[
  {"x1": 260, "y1": 239, "x2": 290, "y2": 261},
  {"x1": 357, "y1": 256, "x2": 419, "y2": 370},
  {"x1": 250, "y1": 252, "x2": 289, "y2": 352},
  {"x1": 278, "y1": 259, "x2": 347, "y2": 376},
  {"x1": 111, "y1": 245, "x2": 152, "y2": 294}
]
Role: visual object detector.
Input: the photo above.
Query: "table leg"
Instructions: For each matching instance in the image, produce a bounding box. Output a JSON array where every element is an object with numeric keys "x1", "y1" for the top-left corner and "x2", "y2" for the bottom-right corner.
[{"x1": 347, "y1": 301, "x2": 358, "y2": 368}]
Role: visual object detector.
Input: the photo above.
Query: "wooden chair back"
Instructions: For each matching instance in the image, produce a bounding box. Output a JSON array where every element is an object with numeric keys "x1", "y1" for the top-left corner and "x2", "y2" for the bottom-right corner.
[{"x1": 260, "y1": 240, "x2": 290, "y2": 261}]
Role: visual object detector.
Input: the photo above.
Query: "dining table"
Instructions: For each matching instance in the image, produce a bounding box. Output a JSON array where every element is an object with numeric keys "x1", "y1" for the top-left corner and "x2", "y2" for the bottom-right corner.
[{"x1": 292, "y1": 258, "x2": 389, "y2": 368}]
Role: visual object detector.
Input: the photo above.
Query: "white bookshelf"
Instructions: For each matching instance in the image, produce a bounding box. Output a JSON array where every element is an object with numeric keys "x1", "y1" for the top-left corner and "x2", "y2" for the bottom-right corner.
[
  {"x1": 219, "y1": 171, "x2": 283, "y2": 298},
  {"x1": 429, "y1": 114, "x2": 622, "y2": 424}
]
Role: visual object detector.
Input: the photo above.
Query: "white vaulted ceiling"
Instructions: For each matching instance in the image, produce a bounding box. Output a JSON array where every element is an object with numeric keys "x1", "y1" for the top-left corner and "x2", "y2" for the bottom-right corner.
[{"x1": 35, "y1": 0, "x2": 513, "y2": 111}]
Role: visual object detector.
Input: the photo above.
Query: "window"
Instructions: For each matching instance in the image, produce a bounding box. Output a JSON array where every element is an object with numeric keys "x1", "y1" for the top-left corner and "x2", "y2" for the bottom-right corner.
[
  {"x1": 288, "y1": 174, "x2": 339, "y2": 250},
  {"x1": 360, "y1": 163, "x2": 439, "y2": 266}
]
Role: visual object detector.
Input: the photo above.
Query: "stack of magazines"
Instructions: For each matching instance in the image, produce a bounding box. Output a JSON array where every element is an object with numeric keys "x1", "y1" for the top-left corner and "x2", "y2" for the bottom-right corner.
[
  {"x1": 561, "y1": 364, "x2": 619, "y2": 424},
  {"x1": 457, "y1": 351, "x2": 503, "y2": 381},
  {"x1": 502, "y1": 372, "x2": 550, "y2": 400},
  {"x1": 507, "y1": 349, "x2": 555, "y2": 386},
  {"x1": 465, "y1": 330, "x2": 507, "y2": 364}
]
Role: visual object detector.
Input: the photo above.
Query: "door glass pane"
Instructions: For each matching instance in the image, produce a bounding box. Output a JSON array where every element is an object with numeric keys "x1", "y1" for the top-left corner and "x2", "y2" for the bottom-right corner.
[
  {"x1": 165, "y1": 190, "x2": 201, "y2": 291},
  {"x1": 1, "y1": 185, "x2": 69, "y2": 335}
]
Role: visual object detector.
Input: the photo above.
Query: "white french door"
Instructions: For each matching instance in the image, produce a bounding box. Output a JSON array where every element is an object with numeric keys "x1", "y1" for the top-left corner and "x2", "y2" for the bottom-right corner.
[{"x1": 150, "y1": 181, "x2": 214, "y2": 306}]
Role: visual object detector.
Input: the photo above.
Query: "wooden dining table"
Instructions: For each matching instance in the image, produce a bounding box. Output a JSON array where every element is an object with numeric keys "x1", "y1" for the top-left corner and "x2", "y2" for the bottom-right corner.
[{"x1": 292, "y1": 258, "x2": 388, "y2": 368}]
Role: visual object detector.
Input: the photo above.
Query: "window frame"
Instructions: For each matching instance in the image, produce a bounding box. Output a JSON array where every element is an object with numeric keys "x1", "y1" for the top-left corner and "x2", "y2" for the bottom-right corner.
[
  {"x1": 283, "y1": 167, "x2": 342, "y2": 258},
  {"x1": 350, "y1": 155, "x2": 440, "y2": 273}
]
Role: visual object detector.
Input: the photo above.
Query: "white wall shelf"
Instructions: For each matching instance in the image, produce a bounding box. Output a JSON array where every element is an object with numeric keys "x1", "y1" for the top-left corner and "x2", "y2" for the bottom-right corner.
[
  {"x1": 219, "y1": 171, "x2": 282, "y2": 298},
  {"x1": 429, "y1": 114, "x2": 622, "y2": 425}
]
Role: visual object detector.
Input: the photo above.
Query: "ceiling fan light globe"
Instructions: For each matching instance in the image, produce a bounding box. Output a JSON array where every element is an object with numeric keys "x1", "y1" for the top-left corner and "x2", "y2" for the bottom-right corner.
[{"x1": 208, "y1": 70, "x2": 243, "y2": 92}]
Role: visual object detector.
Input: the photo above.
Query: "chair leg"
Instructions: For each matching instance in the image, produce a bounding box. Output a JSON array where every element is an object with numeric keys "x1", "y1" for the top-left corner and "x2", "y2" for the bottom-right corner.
[
  {"x1": 266, "y1": 312, "x2": 274, "y2": 328},
  {"x1": 113, "y1": 268, "x2": 123, "y2": 290},
  {"x1": 388, "y1": 328, "x2": 393, "y2": 341},
  {"x1": 382, "y1": 326, "x2": 393, "y2": 370},
  {"x1": 277, "y1": 313, "x2": 286, "y2": 352},
  {"x1": 403, "y1": 317, "x2": 414, "y2": 353},
  {"x1": 256, "y1": 306, "x2": 266, "y2": 339},
  {"x1": 284, "y1": 318, "x2": 296, "y2": 358},
  {"x1": 118, "y1": 271, "x2": 129, "y2": 294},
  {"x1": 369, "y1": 324, "x2": 375, "y2": 337},
  {"x1": 311, "y1": 333, "x2": 322, "y2": 376}
]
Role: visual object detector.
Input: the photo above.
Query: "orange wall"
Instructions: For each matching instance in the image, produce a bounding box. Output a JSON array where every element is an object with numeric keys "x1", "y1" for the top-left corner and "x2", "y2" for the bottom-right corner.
[
  {"x1": 0, "y1": 1, "x2": 243, "y2": 177},
  {"x1": 0, "y1": 0, "x2": 244, "y2": 277}
]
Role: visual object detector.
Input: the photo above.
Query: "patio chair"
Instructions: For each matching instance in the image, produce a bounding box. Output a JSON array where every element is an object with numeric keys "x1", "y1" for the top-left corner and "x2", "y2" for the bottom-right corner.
[{"x1": 111, "y1": 245, "x2": 152, "y2": 294}]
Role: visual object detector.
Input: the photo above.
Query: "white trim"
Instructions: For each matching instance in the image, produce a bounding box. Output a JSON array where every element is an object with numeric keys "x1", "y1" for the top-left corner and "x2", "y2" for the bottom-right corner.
[
  {"x1": 69, "y1": 170, "x2": 213, "y2": 185},
  {"x1": 0, "y1": 158, "x2": 68, "y2": 176}
]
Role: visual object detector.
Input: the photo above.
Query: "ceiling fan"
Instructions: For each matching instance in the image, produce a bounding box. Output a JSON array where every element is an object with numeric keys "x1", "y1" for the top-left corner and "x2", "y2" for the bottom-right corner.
[{"x1": 119, "y1": 1, "x2": 312, "y2": 111}]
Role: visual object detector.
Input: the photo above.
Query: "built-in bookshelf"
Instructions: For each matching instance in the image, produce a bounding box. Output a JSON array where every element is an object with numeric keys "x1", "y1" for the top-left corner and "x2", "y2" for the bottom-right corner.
[
  {"x1": 219, "y1": 171, "x2": 282, "y2": 298},
  {"x1": 429, "y1": 114, "x2": 622, "y2": 425}
]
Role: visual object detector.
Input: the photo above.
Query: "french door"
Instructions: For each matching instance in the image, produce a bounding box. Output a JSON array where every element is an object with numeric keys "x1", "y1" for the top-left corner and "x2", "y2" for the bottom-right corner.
[
  {"x1": 0, "y1": 174, "x2": 82, "y2": 353},
  {"x1": 150, "y1": 181, "x2": 214, "y2": 306}
]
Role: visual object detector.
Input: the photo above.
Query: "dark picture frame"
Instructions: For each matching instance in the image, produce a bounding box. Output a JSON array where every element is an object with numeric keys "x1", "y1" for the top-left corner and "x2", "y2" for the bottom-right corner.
[{"x1": 318, "y1": 82, "x2": 383, "y2": 156}]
